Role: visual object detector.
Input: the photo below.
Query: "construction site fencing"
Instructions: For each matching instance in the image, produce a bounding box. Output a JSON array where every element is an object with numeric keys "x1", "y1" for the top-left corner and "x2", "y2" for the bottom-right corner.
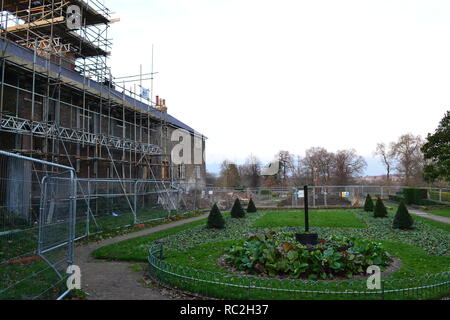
[
  {"x1": 70, "y1": 179, "x2": 184, "y2": 238},
  {"x1": 171, "y1": 184, "x2": 450, "y2": 212},
  {"x1": 0, "y1": 151, "x2": 76, "y2": 300}
]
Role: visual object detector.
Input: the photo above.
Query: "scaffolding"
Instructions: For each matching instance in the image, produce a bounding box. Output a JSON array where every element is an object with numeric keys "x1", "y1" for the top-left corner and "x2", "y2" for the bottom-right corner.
[{"x1": 0, "y1": 0, "x2": 190, "y2": 223}]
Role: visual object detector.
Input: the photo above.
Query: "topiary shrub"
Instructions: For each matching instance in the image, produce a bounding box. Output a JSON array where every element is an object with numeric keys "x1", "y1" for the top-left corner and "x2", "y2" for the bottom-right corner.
[
  {"x1": 207, "y1": 204, "x2": 225, "y2": 229},
  {"x1": 393, "y1": 201, "x2": 414, "y2": 230},
  {"x1": 363, "y1": 194, "x2": 374, "y2": 212},
  {"x1": 373, "y1": 197, "x2": 388, "y2": 218},
  {"x1": 247, "y1": 198, "x2": 257, "y2": 213},
  {"x1": 231, "y1": 198, "x2": 246, "y2": 218}
]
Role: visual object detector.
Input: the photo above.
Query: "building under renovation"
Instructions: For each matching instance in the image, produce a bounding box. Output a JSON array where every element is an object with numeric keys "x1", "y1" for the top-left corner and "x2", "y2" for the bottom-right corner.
[{"x1": 0, "y1": 0, "x2": 206, "y2": 185}]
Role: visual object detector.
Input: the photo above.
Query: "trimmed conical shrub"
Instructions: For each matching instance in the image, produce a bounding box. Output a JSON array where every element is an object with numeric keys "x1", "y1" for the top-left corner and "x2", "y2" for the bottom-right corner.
[
  {"x1": 364, "y1": 194, "x2": 374, "y2": 212},
  {"x1": 207, "y1": 204, "x2": 225, "y2": 229},
  {"x1": 247, "y1": 198, "x2": 257, "y2": 213},
  {"x1": 393, "y1": 201, "x2": 414, "y2": 230},
  {"x1": 373, "y1": 197, "x2": 388, "y2": 218},
  {"x1": 231, "y1": 198, "x2": 246, "y2": 218}
]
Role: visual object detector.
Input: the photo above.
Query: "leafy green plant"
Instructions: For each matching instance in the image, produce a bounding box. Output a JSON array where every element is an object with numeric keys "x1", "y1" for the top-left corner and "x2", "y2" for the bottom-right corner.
[
  {"x1": 247, "y1": 198, "x2": 257, "y2": 213},
  {"x1": 373, "y1": 198, "x2": 388, "y2": 218},
  {"x1": 231, "y1": 198, "x2": 246, "y2": 219},
  {"x1": 224, "y1": 232, "x2": 391, "y2": 280},
  {"x1": 363, "y1": 194, "x2": 374, "y2": 212},
  {"x1": 207, "y1": 204, "x2": 225, "y2": 229},
  {"x1": 393, "y1": 201, "x2": 414, "y2": 230}
]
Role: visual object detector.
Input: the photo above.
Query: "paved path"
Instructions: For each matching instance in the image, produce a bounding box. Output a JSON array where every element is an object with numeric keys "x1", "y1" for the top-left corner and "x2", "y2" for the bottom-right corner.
[
  {"x1": 408, "y1": 209, "x2": 450, "y2": 225},
  {"x1": 74, "y1": 214, "x2": 208, "y2": 300}
]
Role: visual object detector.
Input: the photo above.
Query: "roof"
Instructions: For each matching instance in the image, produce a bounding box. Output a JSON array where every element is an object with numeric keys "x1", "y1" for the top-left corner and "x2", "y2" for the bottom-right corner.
[
  {"x1": 1, "y1": 0, "x2": 110, "y2": 26},
  {"x1": 0, "y1": 38, "x2": 205, "y2": 138}
]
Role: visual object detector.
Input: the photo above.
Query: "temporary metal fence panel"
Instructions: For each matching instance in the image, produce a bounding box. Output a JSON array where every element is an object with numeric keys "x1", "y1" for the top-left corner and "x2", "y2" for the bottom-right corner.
[
  {"x1": 169, "y1": 184, "x2": 450, "y2": 211},
  {"x1": 0, "y1": 151, "x2": 76, "y2": 300},
  {"x1": 428, "y1": 188, "x2": 450, "y2": 204},
  {"x1": 70, "y1": 179, "x2": 180, "y2": 238}
]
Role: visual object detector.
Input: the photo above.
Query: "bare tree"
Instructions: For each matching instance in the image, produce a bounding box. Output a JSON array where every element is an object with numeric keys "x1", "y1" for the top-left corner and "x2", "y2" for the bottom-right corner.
[
  {"x1": 374, "y1": 143, "x2": 396, "y2": 185},
  {"x1": 303, "y1": 147, "x2": 335, "y2": 185},
  {"x1": 291, "y1": 155, "x2": 306, "y2": 186},
  {"x1": 277, "y1": 150, "x2": 294, "y2": 187},
  {"x1": 239, "y1": 154, "x2": 262, "y2": 188},
  {"x1": 390, "y1": 134, "x2": 425, "y2": 186},
  {"x1": 333, "y1": 149, "x2": 367, "y2": 185},
  {"x1": 205, "y1": 170, "x2": 219, "y2": 186},
  {"x1": 219, "y1": 160, "x2": 241, "y2": 187}
]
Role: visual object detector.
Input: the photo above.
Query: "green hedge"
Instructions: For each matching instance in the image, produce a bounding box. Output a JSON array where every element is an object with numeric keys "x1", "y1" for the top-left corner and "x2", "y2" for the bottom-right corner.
[
  {"x1": 389, "y1": 189, "x2": 445, "y2": 206},
  {"x1": 418, "y1": 199, "x2": 446, "y2": 206},
  {"x1": 403, "y1": 188, "x2": 428, "y2": 205},
  {"x1": 389, "y1": 195, "x2": 404, "y2": 203}
]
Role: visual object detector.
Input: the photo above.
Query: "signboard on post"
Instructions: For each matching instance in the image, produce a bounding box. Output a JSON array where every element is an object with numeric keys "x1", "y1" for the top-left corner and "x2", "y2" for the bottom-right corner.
[{"x1": 298, "y1": 190, "x2": 305, "y2": 198}]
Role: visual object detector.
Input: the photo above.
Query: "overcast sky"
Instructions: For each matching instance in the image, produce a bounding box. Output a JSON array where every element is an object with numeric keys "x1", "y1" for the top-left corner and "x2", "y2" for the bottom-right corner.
[{"x1": 107, "y1": 0, "x2": 449, "y2": 175}]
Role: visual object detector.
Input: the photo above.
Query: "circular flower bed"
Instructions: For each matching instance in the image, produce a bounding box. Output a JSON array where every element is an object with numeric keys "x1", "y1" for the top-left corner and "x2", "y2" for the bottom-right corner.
[{"x1": 224, "y1": 231, "x2": 392, "y2": 280}]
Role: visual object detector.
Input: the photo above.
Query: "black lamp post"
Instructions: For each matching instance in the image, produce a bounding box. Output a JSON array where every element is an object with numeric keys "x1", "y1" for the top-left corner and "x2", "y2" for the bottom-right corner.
[
  {"x1": 295, "y1": 185, "x2": 319, "y2": 245},
  {"x1": 304, "y1": 185, "x2": 309, "y2": 233}
]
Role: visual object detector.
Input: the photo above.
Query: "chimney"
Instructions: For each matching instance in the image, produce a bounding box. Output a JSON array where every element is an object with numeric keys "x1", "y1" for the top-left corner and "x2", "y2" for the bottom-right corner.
[{"x1": 155, "y1": 97, "x2": 168, "y2": 113}]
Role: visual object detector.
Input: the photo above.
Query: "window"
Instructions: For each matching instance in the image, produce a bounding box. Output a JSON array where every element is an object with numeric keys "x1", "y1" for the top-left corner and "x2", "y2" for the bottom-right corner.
[
  {"x1": 162, "y1": 160, "x2": 169, "y2": 180},
  {"x1": 177, "y1": 164, "x2": 186, "y2": 180},
  {"x1": 195, "y1": 165, "x2": 202, "y2": 179}
]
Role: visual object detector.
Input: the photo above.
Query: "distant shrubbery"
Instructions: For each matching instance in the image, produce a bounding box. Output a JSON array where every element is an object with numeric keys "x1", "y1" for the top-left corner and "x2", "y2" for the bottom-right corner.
[
  {"x1": 403, "y1": 188, "x2": 428, "y2": 205},
  {"x1": 389, "y1": 189, "x2": 446, "y2": 206}
]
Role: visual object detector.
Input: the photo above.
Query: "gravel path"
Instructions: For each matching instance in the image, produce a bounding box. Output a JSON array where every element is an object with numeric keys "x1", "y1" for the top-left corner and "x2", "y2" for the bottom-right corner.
[
  {"x1": 408, "y1": 209, "x2": 450, "y2": 225},
  {"x1": 73, "y1": 214, "x2": 208, "y2": 300}
]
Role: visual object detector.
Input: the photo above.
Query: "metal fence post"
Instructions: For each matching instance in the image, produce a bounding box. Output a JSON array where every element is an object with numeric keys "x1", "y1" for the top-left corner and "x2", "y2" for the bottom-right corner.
[
  {"x1": 68, "y1": 169, "x2": 76, "y2": 266},
  {"x1": 86, "y1": 180, "x2": 91, "y2": 236},
  {"x1": 38, "y1": 176, "x2": 49, "y2": 255},
  {"x1": 312, "y1": 187, "x2": 316, "y2": 208},
  {"x1": 133, "y1": 180, "x2": 138, "y2": 224}
]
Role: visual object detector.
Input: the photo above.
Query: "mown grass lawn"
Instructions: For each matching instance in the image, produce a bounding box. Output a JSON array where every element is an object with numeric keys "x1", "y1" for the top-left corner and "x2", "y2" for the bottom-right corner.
[
  {"x1": 163, "y1": 239, "x2": 450, "y2": 279},
  {"x1": 93, "y1": 208, "x2": 450, "y2": 300},
  {"x1": 413, "y1": 215, "x2": 450, "y2": 233},
  {"x1": 92, "y1": 218, "x2": 209, "y2": 261},
  {"x1": 424, "y1": 209, "x2": 450, "y2": 219},
  {"x1": 253, "y1": 210, "x2": 367, "y2": 229}
]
